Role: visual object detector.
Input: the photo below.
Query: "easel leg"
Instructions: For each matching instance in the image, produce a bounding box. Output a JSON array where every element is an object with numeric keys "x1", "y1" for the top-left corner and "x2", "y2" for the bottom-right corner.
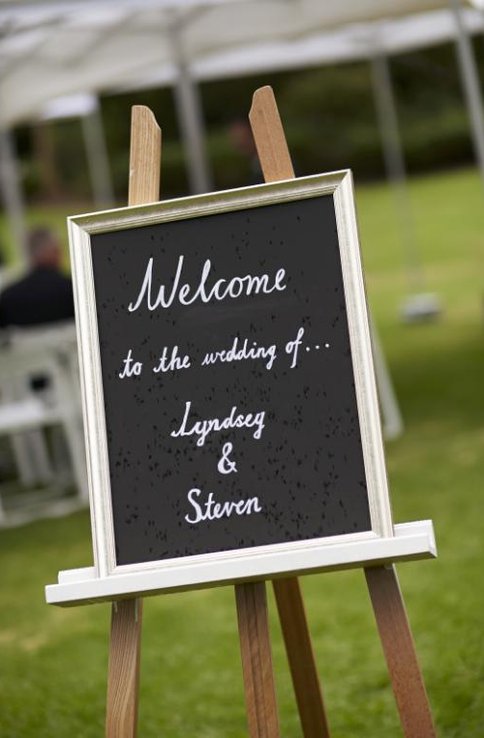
[
  {"x1": 365, "y1": 565, "x2": 436, "y2": 737},
  {"x1": 235, "y1": 582, "x2": 280, "y2": 738},
  {"x1": 248, "y1": 84, "x2": 330, "y2": 738},
  {"x1": 273, "y1": 578, "x2": 330, "y2": 738},
  {"x1": 106, "y1": 599, "x2": 143, "y2": 738},
  {"x1": 105, "y1": 105, "x2": 160, "y2": 737}
]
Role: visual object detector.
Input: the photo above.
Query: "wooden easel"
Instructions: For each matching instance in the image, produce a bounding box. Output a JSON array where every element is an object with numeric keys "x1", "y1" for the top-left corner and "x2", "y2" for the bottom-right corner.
[
  {"x1": 105, "y1": 105, "x2": 160, "y2": 738},
  {"x1": 105, "y1": 91, "x2": 436, "y2": 738}
]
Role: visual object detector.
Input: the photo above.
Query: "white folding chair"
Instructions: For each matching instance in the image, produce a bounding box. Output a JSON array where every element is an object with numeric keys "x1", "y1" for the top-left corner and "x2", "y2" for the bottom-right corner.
[{"x1": 0, "y1": 322, "x2": 88, "y2": 522}]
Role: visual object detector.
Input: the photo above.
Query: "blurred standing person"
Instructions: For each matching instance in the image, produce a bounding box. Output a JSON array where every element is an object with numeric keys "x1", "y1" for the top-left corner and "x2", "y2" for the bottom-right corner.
[
  {"x1": 0, "y1": 236, "x2": 6, "y2": 288},
  {"x1": 228, "y1": 117, "x2": 262, "y2": 184},
  {"x1": 0, "y1": 227, "x2": 74, "y2": 328}
]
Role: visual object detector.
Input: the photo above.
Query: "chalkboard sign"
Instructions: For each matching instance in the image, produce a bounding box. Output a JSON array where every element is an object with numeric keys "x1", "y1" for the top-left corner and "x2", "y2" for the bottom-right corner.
[{"x1": 69, "y1": 172, "x2": 393, "y2": 581}]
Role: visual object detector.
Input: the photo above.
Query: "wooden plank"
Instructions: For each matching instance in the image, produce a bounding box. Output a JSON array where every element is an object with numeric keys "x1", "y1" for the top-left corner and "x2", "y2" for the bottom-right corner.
[
  {"x1": 272, "y1": 578, "x2": 330, "y2": 738},
  {"x1": 365, "y1": 565, "x2": 436, "y2": 738},
  {"x1": 128, "y1": 105, "x2": 162, "y2": 206},
  {"x1": 235, "y1": 582, "x2": 280, "y2": 738},
  {"x1": 250, "y1": 85, "x2": 330, "y2": 738},
  {"x1": 106, "y1": 599, "x2": 143, "y2": 738},
  {"x1": 249, "y1": 86, "x2": 295, "y2": 182},
  {"x1": 105, "y1": 105, "x2": 161, "y2": 738}
]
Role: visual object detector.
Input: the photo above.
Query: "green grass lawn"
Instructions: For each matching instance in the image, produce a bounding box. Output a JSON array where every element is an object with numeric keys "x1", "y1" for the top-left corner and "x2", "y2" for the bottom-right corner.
[{"x1": 1, "y1": 167, "x2": 483, "y2": 737}]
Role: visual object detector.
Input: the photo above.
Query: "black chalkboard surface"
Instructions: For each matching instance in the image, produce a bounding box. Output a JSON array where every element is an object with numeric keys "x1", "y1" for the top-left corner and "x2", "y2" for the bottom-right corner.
[{"x1": 70, "y1": 173, "x2": 391, "y2": 577}]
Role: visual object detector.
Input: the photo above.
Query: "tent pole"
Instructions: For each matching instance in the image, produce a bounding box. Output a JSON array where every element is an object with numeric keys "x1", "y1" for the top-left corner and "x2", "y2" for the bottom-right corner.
[
  {"x1": 173, "y1": 66, "x2": 211, "y2": 194},
  {"x1": 370, "y1": 53, "x2": 424, "y2": 294},
  {"x1": 450, "y1": 0, "x2": 484, "y2": 189},
  {"x1": 81, "y1": 100, "x2": 115, "y2": 208},
  {"x1": 170, "y1": 24, "x2": 211, "y2": 194},
  {"x1": 369, "y1": 315, "x2": 403, "y2": 440},
  {"x1": 0, "y1": 127, "x2": 28, "y2": 267}
]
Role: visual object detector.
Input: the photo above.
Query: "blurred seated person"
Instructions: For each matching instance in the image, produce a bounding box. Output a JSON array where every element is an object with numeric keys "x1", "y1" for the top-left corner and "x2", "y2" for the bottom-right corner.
[{"x1": 0, "y1": 227, "x2": 74, "y2": 329}]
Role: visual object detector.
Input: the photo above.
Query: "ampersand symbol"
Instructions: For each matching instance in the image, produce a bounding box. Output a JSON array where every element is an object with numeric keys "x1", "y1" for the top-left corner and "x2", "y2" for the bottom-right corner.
[{"x1": 217, "y1": 442, "x2": 238, "y2": 475}]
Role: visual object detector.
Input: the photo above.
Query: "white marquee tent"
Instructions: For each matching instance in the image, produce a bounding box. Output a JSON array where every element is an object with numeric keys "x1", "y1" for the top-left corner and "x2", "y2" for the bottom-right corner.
[
  {"x1": 1, "y1": 0, "x2": 483, "y2": 451},
  {"x1": 1, "y1": 1, "x2": 483, "y2": 208},
  {"x1": 0, "y1": 0, "x2": 483, "y2": 282},
  {"x1": 0, "y1": 0, "x2": 451, "y2": 130}
]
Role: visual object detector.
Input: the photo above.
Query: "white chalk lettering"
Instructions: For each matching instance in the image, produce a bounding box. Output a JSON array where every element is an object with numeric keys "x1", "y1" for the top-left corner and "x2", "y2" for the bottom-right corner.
[
  {"x1": 118, "y1": 349, "x2": 143, "y2": 378},
  {"x1": 285, "y1": 326, "x2": 305, "y2": 368},
  {"x1": 217, "y1": 442, "x2": 238, "y2": 475},
  {"x1": 127, "y1": 255, "x2": 287, "y2": 313},
  {"x1": 171, "y1": 401, "x2": 266, "y2": 447},
  {"x1": 153, "y1": 346, "x2": 191, "y2": 373},
  {"x1": 185, "y1": 488, "x2": 262, "y2": 524},
  {"x1": 201, "y1": 336, "x2": 277, "y2": 370}
]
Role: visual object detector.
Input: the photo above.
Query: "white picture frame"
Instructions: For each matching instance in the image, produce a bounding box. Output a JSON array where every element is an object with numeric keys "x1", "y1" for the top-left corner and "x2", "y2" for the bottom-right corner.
[{"x1": 68, "y1": 170, "x2": 394, "y2": 586}]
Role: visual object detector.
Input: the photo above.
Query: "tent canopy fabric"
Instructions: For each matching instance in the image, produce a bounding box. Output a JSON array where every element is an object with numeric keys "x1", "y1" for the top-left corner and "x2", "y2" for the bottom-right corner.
[
  {"x1": 120, "y1": 8, "x2": 484, "y2": 94},
  {"x1": 0, "y1": 0, "x2": 463, "y2": 127}
]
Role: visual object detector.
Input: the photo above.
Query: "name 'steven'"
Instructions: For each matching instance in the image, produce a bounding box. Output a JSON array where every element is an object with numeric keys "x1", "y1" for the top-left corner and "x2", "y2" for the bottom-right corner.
[{"x1": 127, "y1": 255, "x2": 287, "y2": 312}]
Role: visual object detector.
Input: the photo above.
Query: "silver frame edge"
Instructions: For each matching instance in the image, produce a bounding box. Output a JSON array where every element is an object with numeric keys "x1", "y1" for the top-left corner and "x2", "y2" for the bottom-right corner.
[{"x1": 68, "y1": 170, "x2": 394, "y2": 582}]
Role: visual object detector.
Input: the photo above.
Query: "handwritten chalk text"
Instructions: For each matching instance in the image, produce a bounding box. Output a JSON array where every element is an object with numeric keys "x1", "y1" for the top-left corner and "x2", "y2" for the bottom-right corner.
[
  {"x1": 171, "y1": 401, "x2": 266, "y2": 447},
  {"x1": 128, "y1": 255, "x2": 287, "y2": 313},
  {"x1": 202, "y1": 336, "x2": 277, "y2": 370},
  {"x1": 185, "y1": 488, "x2": 262, "y2": 524}
]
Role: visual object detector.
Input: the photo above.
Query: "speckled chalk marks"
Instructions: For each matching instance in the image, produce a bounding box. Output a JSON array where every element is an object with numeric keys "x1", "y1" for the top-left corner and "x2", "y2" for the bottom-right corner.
[{"x1": 90, "y1": 195, "x2": 371, "y2": 566}]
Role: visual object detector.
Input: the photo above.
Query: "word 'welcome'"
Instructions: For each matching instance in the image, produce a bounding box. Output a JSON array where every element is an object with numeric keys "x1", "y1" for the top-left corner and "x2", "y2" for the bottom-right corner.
[{"x1": 128, "y1": 255, "x2": 287, "y2": 312}]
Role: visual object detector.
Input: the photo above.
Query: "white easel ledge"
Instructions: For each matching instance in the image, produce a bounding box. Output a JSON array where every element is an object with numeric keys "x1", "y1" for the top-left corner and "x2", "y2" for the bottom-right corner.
[{"x1": 46, "y1": 520, "x2": 435, "y2": 607}]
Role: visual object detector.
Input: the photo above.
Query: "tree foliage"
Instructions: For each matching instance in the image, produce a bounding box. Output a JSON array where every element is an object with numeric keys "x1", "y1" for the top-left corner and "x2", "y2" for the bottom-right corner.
[{"x1": 16, "y1": 38, "x2": 484, "y2": 202}]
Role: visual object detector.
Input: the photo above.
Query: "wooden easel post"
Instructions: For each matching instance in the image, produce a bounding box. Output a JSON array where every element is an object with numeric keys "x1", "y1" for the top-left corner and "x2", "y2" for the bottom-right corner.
[
  {"x1": 104, "y1": 104, "x2": 281, "y2": 738},
  {"x1": 105, "y1": 105, "x2": 161, "y2": 738},
  {"x1": 250, "y1": 85, "x2": 436, "y2": 738},
  {"x1": 365, "y1": 565, "x2": 436, "y2": 737},
  {"x1": 249, "y1": 86, "x2": 330, "y2": 738},
  {"x1": 235, "y1": 582, "x2": 280, "y2": 738}
]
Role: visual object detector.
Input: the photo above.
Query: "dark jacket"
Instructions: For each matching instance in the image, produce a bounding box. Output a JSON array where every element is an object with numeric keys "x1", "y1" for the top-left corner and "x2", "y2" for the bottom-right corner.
[{"x1": 0, "y1": 266, "x2": 75, "y2": 328}]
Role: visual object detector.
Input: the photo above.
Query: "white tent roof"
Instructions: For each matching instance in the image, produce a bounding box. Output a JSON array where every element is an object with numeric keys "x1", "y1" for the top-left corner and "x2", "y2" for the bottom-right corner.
[
  {"x1": 122, "y1": 8, "x2": 484, "y2": 92},
  {"x1": 40, "y1": 92, "x2": 97, "y2": 120},
  {"x1": 0, "y1": 0, "x2": 463, "y2": 127}
]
